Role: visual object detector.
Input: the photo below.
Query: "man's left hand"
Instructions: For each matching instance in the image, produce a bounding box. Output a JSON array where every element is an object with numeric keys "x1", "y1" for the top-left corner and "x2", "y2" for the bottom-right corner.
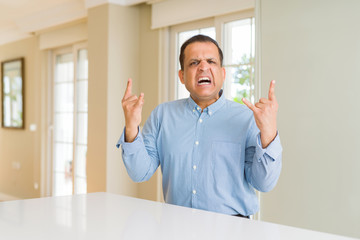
[{"x1": 242, "y1": 80, "x2": 278, "y2": 148}]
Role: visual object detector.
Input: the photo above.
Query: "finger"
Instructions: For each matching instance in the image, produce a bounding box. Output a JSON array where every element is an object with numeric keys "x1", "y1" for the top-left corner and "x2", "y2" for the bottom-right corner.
[
  {"x1": 255, "y1": 102, "x2": 266, "y2": 109},
  {"x1": 135, "y1": 93, "x2": 145, "y2": 107},
  {"x1": 123, "y1": 78, "x2": 133, "y2": 100},
  {"x1": 242, "y1": 98, "x2": 256, "y2": 112},
  {"x1": 268, "y1": 80, "x2": 276, "y2": 101},
  {"x1": 124, "y1": 95, "x2": 138, "y2": 102},
  {"x1": 259, "y1": 98, "x2": 269, "y2": 104}
]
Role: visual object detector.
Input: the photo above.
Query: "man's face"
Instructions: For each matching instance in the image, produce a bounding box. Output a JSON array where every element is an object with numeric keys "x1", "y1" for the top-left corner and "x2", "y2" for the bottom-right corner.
[{"x1": 178, "y1": 41, "x2": 225, "y2": 107}]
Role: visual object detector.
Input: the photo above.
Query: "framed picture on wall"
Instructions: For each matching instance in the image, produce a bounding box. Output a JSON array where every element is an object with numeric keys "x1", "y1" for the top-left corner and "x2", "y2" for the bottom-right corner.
[{"x1": 1, "y1": 58, "x2": 25, "y2": 129}]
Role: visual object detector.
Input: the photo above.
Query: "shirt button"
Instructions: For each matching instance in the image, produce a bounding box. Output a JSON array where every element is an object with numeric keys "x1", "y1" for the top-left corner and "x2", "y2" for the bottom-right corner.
[
  {"x1": 192, "y1": 190, "x2": 196, "y2": 194},
  {"x1": 209, "y1": 111, "x2": 212, "y2": 115},
  {"x1": 199, "y1": 119, "x2": 203, "y2": 123},
  {"x1": 197, "y1": 107, "x2": 201, "y2": 111},
  {"x1": 195, "y1": 141, "x2": 199, "y2": 145},
  {"x1": 193, "y1": 109, "x2": 195, "y2": 112},
  {"x1": 193, "y1": 165, "x2": 197, "y2": 170}
]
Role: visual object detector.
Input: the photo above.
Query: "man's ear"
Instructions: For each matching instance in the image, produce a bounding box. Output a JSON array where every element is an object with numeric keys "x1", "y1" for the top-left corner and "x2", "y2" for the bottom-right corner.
[
  {"x1": 178, "y1": 70, "x2": 185, "y2": 84},
  {"x1": 222, "y1": 67, "x2": 226, "y2": 80}
]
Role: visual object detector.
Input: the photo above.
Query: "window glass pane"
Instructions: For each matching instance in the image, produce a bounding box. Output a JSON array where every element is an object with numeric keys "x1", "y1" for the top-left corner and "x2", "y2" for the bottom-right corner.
[
  {"x1": 54, "y1": 83, "x2": 74, "y2": 112},
  {"x1": 178, "y1": 30, "x2": 199, "y2": 46},
  {"x1": 251, "y1": 17, "x2": 255, "y2": 59},
  {"x1": 55, "y1": 53, "x2": 73, "y2": 83},
  {"x1": 223, "y1": 18, "x2": 255, "y2": 104},
  {"x1": 54, "y1": 143, "x2": 73, "y2": 173},
  {"x1": 225, "y1": 66, "x2": 254, "y2": 104},
  {"x1": 200, "y1": 27, "x2": 216, "y2": 40},
  {"x1": 3, "y1": 76, "x2": 10, "y2": 93},
  {"x1": 54, "y1": 113, "x2": 73, "y2": 143},
  {"x1": 77, "y1": 49, "x2": 88, "y2": 80},
  {"x1": 75, "y1": 145, "x2": 87, "y2": 178},
  {"x1": 224, "y1": 18, "x2": 252, "y2": 65},
  {"x1": 76, "y1": 81, "x2": 88, "y2": 112},
  {"x1": 76, "y1": 113, "x2": 88, "y2": 145}
]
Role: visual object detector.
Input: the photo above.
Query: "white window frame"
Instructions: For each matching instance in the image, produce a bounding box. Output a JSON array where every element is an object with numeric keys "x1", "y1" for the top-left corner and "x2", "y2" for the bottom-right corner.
[{"x1": 47, "y1": 42, "x2": 88, "y2": 196}]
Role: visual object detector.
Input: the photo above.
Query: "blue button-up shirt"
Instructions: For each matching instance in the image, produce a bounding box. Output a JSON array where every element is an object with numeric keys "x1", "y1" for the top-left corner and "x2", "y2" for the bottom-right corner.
[{"x1": 117, "y1": 93, "x2": 282, "y2": 216}]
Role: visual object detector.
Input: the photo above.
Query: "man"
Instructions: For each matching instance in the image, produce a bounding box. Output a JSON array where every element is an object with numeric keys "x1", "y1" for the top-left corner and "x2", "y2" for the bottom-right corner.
[{"x1": 117, "y1": 35, "x2": 282, "y2": 218}]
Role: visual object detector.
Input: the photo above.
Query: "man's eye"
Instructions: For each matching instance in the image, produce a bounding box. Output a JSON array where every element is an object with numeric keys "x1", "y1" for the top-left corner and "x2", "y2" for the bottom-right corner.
[
  {"x1": 208, "y1": 60, "x2": 216, "y2": 64},
  {"x1": 190, "y1": 61, "x2": 199, "y2": 66}
]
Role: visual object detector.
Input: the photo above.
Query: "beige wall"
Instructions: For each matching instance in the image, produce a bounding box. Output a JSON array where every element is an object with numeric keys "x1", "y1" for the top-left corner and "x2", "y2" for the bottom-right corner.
[
  {"x1": 0, "y1": 37, "x2": 42, "y2": 199},
  {"x1": 106, "y1": 3, "x2": 140, "y2": 197},
  {"x1": 137, "y1": 4, "x2": 160, "y2": 201},
  {"x1": 259, "y1": 0, "x2": 360, "y2": 238},
  {"x1": 86, "y1": 4, "x2": 109, "y2": 194},
  {"x1": 86, "y1": 3, "x2": 160, "y2": 198}
]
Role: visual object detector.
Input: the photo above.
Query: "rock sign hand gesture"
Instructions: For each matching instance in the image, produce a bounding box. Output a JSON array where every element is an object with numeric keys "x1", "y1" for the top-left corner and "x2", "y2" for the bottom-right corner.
[{"x1": 242, "y1": 80, "x2": 278, "y2": 148}]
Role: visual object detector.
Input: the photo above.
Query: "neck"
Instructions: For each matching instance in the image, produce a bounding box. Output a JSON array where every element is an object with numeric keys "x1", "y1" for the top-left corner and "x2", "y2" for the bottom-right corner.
[{"x1": 191, "y1": 95, "x2": 219, "y2": 111}]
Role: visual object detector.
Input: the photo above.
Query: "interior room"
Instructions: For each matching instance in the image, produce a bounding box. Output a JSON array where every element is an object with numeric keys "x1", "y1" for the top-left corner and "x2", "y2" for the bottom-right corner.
[{"x1": 0, "y1": 0, "x2": 359, "y2": 239}]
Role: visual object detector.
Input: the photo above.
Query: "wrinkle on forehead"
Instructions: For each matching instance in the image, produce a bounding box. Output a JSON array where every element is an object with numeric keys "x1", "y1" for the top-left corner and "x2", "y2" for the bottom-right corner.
[{"x1": 185, "y1": 42, "x2": 220, "y2": 61}]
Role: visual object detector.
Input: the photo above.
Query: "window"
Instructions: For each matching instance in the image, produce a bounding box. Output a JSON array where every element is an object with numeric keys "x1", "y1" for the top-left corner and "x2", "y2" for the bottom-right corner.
[
  {"x1": 169, "y1": 11, "x2": 255, "y2": 104},
  {"x1": 223, "y1": 17, "x2": 255, "y2": 104},
  {"x1": 51, "y1": 43, "x2": 88, "y2": 196}
]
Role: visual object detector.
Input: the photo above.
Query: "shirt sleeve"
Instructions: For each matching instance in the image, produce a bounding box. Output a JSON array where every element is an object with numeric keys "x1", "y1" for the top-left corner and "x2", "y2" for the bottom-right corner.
[
  {"x1": 116, "y1": 109, "x2": 160, "y2": 182},
  {"x1": 244, "y1": 118, "x2": 283, "y2": 192}
]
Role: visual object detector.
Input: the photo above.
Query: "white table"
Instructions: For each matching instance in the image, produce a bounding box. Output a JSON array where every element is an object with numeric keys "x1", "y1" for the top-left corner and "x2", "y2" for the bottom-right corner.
[{"x1": 0, "y1": 192, "x2": 356, "y2": 240}]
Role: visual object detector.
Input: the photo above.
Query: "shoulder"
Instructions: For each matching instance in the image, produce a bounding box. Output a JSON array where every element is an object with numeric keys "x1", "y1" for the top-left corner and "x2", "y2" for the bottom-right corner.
[
  {"x1": 151, "y1": 98, "x2": 187, "y2": 115},
  {"x1": 156, "y1": 98, "x2": 187, "y2": 110},
  {"x1": 224, "y1": 99, "x2": 253, "y2": 116}
]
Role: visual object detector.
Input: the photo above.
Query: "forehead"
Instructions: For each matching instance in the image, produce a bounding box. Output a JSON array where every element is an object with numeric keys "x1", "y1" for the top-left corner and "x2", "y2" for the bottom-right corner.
[{"x1": 184, "y1": 41, "x2": 220, "y2": 60}]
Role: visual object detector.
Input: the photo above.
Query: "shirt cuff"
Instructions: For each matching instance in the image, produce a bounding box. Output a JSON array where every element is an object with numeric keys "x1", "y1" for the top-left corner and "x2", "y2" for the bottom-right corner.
[
  {"x1": 255, "y1": 132, "x2": 282, "y2": 161},
  {"x1": 116, "y1": 127, "x2": 143, "y2": 155}
]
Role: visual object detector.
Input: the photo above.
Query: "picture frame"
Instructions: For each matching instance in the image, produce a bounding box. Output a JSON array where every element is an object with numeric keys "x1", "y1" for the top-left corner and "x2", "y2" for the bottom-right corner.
[{"x1": 1, "y1": 58, "x2": 25, "y2": 129}]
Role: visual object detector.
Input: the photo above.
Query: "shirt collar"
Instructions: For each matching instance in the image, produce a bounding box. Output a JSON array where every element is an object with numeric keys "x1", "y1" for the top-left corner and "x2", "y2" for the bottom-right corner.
[{"x1": 186, "y1": 89, "x2": 225, "y2": 116}]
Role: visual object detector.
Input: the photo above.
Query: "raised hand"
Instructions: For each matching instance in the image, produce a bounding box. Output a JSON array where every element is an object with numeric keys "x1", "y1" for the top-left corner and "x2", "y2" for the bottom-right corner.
[
  {"x1": 122, "y1": 78, "x2": 144, "y2": 142},
  {"x1": 242, "y1": 80, "x2": 278, "y2": 148}
]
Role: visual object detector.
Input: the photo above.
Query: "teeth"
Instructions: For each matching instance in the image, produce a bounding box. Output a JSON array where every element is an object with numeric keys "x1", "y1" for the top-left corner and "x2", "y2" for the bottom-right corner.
[{"x1": 198, "y1": 77, "x2": 211, "y2": 85}]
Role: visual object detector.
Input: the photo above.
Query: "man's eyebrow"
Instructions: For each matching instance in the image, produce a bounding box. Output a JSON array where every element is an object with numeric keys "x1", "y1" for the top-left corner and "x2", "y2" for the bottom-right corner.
[{"x1": 188, "y1": 57, "x2": 217, "y2": 61}]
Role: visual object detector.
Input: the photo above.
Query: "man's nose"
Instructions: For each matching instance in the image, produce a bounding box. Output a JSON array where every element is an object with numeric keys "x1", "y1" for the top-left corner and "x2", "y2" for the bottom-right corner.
[{"x1": 198, "y1": 60, "x2": 209, "y2": 71}]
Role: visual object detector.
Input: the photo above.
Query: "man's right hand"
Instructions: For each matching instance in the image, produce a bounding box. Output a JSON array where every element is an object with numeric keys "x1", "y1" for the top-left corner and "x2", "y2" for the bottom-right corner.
[{"x1": 122, "y1": 78, "x2": 144, "y2": 142}]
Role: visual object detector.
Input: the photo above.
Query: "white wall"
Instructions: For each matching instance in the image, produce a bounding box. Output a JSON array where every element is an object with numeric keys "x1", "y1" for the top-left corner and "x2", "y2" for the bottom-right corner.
[{"x1": 259, "y1": 0, "x2": 360, "y2": 238}]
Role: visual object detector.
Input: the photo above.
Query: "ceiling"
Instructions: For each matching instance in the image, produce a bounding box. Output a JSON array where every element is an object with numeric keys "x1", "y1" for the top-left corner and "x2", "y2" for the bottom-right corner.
[{"x1": 0, "y1": 0, "x2": 154, "y2": 46}]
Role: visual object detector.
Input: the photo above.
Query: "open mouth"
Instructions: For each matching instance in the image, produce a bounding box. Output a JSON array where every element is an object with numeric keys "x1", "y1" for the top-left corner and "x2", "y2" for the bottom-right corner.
[{"x1": 197, "y1": 77, "x2": 211, "y2": 85}]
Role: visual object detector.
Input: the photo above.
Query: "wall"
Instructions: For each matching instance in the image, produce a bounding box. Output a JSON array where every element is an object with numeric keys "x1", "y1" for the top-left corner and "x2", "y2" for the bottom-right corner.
[
  {"x1": 86, "y1": 3, "x2": 110, "y2": 195},
  {"x1": 87, "y1": 3, "x2": 141, "y2": 197},
  {"x1": 106, "y1": 3, "x2": 140, "y2": 196},
  {"x1": 259, "y1": 0, "x2": 360, "y2": 238},
  {"x1": 0, "y1": 37, "x2": 41, "y2": 199},
  {"x1": 137, "y1": 4, "x2": 160, "y2": 201}
]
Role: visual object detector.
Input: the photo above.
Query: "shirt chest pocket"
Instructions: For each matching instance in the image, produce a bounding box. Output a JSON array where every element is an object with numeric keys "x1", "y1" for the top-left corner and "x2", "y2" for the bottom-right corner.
[{"x1": 211, "y1": 141, "x2": 242, "y2": 180}]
